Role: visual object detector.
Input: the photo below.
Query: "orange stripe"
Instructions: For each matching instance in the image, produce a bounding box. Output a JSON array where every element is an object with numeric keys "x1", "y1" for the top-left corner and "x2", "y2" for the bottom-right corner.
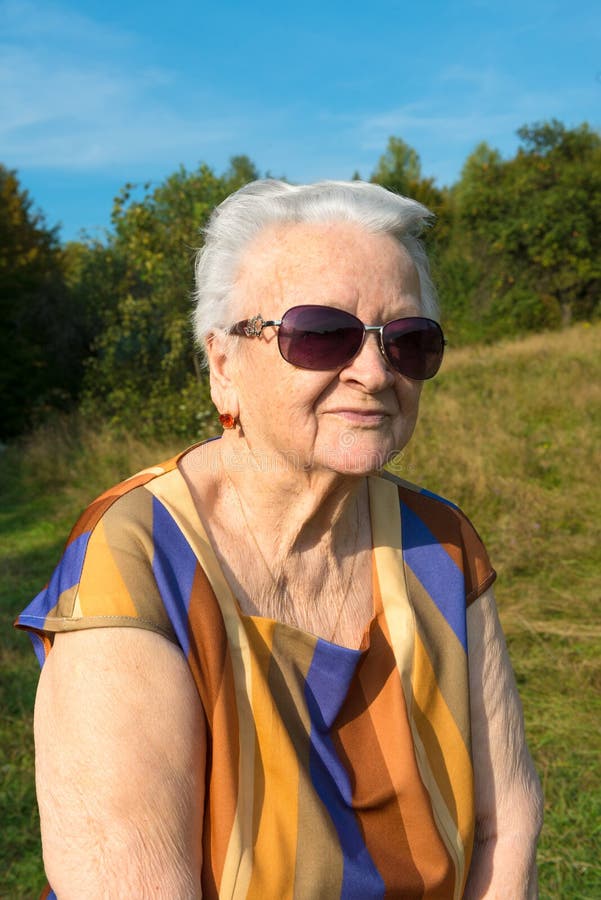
[
  {"x1": 145, "y1": 467, "x2": 257, "y2": 897},
  {"x1": 336, "y1": 601, "x2": 454, "y2": 897}
]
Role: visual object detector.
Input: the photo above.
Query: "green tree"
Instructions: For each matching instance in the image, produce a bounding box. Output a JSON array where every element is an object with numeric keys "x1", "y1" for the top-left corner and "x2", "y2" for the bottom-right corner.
[
  {"x1": 440, "y1": 142, "x2": 509, "y2": 341},
  {"x1": 370, "y1": 136, "x2": 450, "y2": 238},
  {"x1": 80, "y1": 157, "x2": 260, "y2": 439},
  {"x1": 512, "y1": 121, "x2": 601, "y2": 325},
  {"x1": 452, "y1": 122, "x2": 601, "y2": 336},
  {"x1": 370, "y1": 136, "x2": 453, "y2": 314},
  {"x1": 371, "y1": 137, "x2": 423, "y2": 194},
  {"x1": 0, "y1": 166, "x2": 73, "y2": 437}
]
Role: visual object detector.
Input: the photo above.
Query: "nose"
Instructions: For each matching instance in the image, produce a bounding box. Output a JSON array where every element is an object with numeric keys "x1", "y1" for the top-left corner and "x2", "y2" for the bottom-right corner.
[{"x1": 338, "y1": 331, "x2": 396, "y2": 392}]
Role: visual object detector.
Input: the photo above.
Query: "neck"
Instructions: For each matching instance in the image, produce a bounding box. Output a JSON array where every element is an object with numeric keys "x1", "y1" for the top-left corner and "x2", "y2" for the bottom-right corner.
[{"x1": 218, "y1": 431, "x2": 365, "y2": 556}]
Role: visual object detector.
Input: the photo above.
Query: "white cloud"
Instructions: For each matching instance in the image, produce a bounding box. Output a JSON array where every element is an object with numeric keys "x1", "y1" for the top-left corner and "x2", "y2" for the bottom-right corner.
[
  {"x1": 2, "y1": 0, "x2": 599, "y2": 185},
  {"x1": 0, "y1": 0, "x2": 133, "y2": 49},
  {"x1": 354, "y1": 71, "x2": 600, "y2": 154},
  {"x1": 0, "y1": 0, "x2": 245, "y2": 169},
  {"x1": 333, "y1": 65, "x2": 601, "y2": 186}
]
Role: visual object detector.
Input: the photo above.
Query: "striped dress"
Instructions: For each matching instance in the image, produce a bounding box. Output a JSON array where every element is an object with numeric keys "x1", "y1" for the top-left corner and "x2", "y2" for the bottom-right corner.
[{"x1": 17, "y1": 443, "x2": 496, "y2": 899}]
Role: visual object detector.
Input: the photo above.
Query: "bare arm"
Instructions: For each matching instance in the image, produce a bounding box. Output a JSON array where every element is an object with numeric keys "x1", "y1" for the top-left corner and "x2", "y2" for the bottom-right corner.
[
  {"x1": 34, "y1": 628, "x2": 206, "y2": 899},
  {"x1": 464, "y1": 588, "x2": 543, "y2": 899}
]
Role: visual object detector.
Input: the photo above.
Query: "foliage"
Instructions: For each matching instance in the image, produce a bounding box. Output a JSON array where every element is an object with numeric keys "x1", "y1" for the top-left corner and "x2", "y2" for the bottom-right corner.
[
  {"x1": 370, "y1": 136, "x2": 452, "y2": 250},
  {"x1": 2, "y1": 323, "x2": 600, "y2": 897},
  {"x1": 450, "y1": 121, "x2": 601, "y2": 337},
  {"x1": 2, "y1": 120, "x2": 600, "y2": 439},
  {"x1": 0, "y1": 167, "x2": 73, "y2": 438},
  {"x1": 79, "y1": 156, "x2": 260, "y2": 439}
]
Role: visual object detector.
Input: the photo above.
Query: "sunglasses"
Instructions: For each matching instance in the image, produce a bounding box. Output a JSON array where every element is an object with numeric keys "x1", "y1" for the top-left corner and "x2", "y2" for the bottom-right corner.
[{"x1": 229, "y1": 305, "x2": 445, "y2": 381}]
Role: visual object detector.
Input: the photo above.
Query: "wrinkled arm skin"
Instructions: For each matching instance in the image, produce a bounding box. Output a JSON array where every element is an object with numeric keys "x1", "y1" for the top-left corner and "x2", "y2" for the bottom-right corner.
[
  {"x1": 464, "y1": 587, "x2": 543, "y2": 899},
  {"x1": 34, "y1": 628, "x2": 206, "y2": 899}
]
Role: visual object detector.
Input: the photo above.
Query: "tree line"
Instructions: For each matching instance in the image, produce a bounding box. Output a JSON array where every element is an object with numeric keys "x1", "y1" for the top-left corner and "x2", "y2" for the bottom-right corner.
[{"x1": 1, "y1": 120, "x2": 599, "y2": 439}]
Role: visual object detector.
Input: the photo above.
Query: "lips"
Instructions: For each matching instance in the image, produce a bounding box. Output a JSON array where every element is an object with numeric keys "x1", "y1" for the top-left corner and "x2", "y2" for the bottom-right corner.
[{"x1": 328, "y1": 409, "x2": 390, "y2": 424}]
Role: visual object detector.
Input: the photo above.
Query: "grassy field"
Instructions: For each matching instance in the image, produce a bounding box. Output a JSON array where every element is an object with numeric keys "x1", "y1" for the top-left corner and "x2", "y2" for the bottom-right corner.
[{"x1": 1, "y1": 322, "x2": 600, "y2": 898}]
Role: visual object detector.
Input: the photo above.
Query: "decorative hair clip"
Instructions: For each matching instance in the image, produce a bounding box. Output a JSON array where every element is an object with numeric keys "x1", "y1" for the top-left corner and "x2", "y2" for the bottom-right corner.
[{"x1": 243, "y1": 315, "x2": 266, "y2": 337}]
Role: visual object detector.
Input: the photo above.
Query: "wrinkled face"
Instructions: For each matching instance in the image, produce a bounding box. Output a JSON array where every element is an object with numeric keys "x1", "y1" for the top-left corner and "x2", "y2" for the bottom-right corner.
[{"x1": 217, "y1": 220, "x2": 424, "y2": 476}]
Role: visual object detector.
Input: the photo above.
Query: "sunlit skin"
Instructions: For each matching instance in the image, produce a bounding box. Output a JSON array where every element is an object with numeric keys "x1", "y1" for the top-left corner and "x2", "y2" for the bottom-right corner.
[
  {"x1": 212, "y1": 220, "x2": 424, "y2": 479},
  {"x1": 195, "y1": 220, "x2": 426, "y2": 644}
]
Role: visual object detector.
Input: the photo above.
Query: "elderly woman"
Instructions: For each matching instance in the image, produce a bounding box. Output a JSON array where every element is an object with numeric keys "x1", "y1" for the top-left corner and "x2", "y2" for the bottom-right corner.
[{"x1": 18, "y1": 180, "x2": 542, "y2": 899}]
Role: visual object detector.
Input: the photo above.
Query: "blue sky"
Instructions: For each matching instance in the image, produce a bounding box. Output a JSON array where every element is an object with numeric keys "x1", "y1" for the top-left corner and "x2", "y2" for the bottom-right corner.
[{"x1": 2, "y1": 0, "x2": 599, "y2": 242}]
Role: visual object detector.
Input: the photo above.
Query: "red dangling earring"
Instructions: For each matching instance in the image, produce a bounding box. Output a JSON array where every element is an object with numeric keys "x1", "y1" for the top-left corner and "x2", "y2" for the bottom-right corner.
[{"x1": 219, "y1": 413, "x2": 236, "y2": 429}]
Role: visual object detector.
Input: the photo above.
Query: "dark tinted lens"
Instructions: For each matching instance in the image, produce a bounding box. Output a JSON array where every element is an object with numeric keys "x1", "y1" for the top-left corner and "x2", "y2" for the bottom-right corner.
[
  {"x1": 382, "y1": 317, "x2": 444, "y2": 380},
  {"x1": 278, "y1": 305, "x2": 364, "y2": 369}
]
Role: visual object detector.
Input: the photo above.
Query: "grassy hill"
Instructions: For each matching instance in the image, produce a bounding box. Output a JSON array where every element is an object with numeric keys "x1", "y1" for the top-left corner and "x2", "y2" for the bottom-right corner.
[{"x1": 2, "y1": 322, "x2": 600, "y2": 897}]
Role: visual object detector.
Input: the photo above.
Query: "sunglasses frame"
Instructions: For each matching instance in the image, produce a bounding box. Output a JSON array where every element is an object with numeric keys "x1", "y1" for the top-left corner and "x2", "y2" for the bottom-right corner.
[{"x1": 229, "y1": 306, "x2": 445, "y2": 381}]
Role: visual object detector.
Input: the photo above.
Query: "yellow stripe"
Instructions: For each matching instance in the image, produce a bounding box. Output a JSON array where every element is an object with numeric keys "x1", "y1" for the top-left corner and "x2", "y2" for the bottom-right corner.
[
  {"x1": 76, "y1": 520, "x2": 138, "y2": 618},
  {"x1": 368, "y1": 476, "x2": 414, "y2": 685},
  {"x1": 245, "y1": 619, "x2": 299, "y2": 900},
  {"x1": 412, "y1": 633, "x2": 474, "y2": 895}
]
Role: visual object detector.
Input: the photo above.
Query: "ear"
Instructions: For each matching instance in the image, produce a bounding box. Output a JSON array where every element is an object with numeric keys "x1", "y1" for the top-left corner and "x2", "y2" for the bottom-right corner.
[{"x1": 206, "y1": 332, "x2": 240, "y2": 420}]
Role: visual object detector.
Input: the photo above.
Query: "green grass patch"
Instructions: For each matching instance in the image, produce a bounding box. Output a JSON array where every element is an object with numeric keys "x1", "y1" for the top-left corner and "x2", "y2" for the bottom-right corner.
[{"x1": 2, "y1": 324, "x2": 600, "y2": 897}]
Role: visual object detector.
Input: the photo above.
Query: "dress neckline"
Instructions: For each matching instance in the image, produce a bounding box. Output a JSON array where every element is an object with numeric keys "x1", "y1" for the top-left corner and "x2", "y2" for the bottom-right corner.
[{"x1": 139, "y1": 437, "x2": 412, "y2": 652}]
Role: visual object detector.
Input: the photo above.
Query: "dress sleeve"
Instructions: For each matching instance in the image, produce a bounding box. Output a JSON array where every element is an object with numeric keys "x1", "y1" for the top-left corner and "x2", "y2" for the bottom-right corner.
[
  {"x1": 15, "y1": 484, "x2": 178, "y2": 665},
  {"x1": 457, "y1": 510, "x2": 497, "y2": 606},
  {"x1": 391, "y1": 474, "x2": 497, "y2": 608}
]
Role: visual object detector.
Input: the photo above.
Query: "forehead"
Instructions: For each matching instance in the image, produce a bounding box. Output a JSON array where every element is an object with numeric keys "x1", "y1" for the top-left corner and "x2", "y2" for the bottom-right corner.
[{"x1": 233, "y1": 220, "x2": 420, "y2": 310}]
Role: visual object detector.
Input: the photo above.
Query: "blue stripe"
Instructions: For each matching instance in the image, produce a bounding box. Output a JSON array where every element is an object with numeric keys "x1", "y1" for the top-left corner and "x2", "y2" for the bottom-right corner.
[
  {"x1": 47, "y1": 531, "x2": 91, "y2": 599},
  {"x1": 151, "y1": 497, "x2": 197, "y2": 656},
  {"x1": 15, "y1": 531, "x2": 92, "y2": 634},
  {"x1": 26, "y1": 629, "x2": 47, "y2": 667},
  {"x1": 401, "y1": 502, "x2": 467, "y2": 651},
  {"x1": 305, "y1": 639, "x2": 384, "y2": 899}
]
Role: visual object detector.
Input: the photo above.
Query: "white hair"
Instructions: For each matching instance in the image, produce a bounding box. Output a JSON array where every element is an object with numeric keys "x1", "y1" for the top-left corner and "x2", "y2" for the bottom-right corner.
[{"x1": 193, "y1": 179, "x2": 439, "y2": 359}]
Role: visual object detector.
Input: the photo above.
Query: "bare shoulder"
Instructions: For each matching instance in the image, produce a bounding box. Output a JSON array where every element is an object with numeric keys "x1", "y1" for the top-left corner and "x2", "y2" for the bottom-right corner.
[{"x1": 35, "y1": 628, "x2": 205, "y2": 898}]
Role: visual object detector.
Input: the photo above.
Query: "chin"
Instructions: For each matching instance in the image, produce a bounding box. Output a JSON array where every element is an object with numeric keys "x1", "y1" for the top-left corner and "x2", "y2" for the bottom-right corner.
[
  {"x1": 314, "y1": 444, "x2": 399, "y2": 476},
  {"x1": 310, "y1": 425, "x2": 412, "y2": 476}
]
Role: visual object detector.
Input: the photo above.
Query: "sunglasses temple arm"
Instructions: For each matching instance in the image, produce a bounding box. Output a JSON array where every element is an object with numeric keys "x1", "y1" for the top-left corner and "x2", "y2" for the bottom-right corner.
[{"x1": 229, "y1": 317, "x2": 281, "y2": 337}]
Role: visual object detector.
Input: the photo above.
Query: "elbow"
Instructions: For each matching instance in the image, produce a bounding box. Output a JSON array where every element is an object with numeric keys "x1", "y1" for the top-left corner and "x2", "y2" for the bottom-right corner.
[
  {"x1": 473, "y1": 759, "x2": 544, "y2": 855},
  {"x1": 467, "y1": 777, "x2": 543, "y2": 900},
  {"x1": 511, "y1": 759, "x2": 544, "y2": 845},
  {"x1": 530, "y1": 773, "x2": 544, "y2": 843}
]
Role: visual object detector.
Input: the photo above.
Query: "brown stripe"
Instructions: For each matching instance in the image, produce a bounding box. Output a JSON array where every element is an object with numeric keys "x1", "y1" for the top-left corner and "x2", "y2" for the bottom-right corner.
[
  {"x1": 187, "y1": 563, "x2": 240, "y2": 898},
  {"x1": 336, "y1": 606, "x2": 454, "y2": 897}
]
